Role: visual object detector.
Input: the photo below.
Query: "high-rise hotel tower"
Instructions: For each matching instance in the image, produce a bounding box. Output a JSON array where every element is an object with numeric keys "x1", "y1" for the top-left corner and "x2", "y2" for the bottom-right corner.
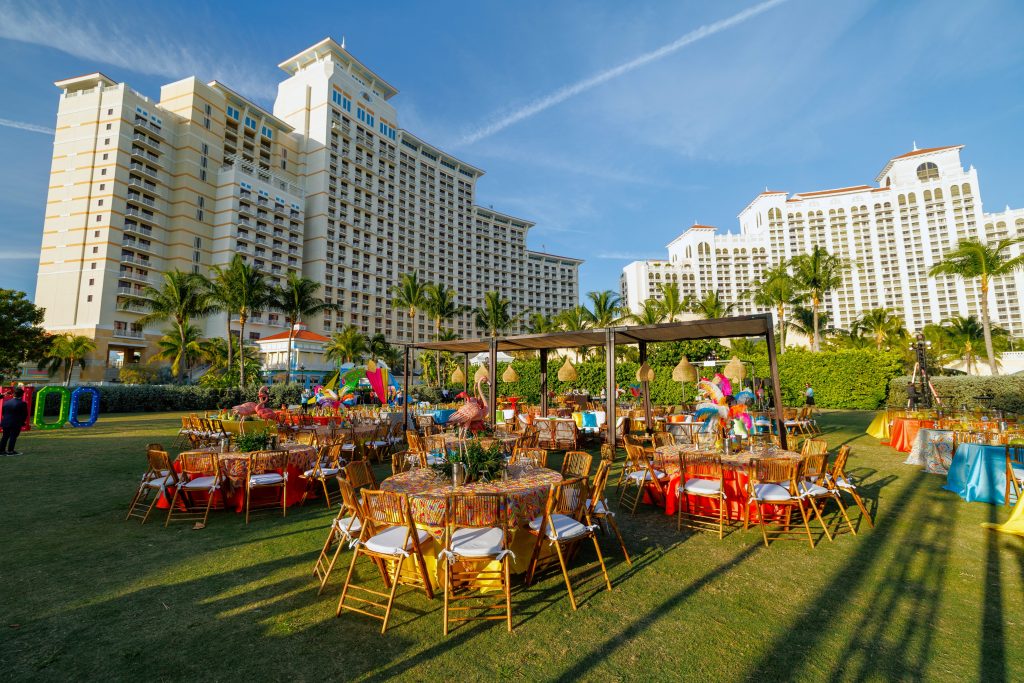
[
  {"x1": 35, "y1": 38, "x2": 581, "y2": 380},
  {"x1": 621, "y1": 145, "x2": 1024, "y2": 337}
]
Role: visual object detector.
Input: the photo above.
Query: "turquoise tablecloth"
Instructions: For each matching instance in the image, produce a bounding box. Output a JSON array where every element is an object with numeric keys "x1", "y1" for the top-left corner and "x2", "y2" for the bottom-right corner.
[
  {"x1": 943, "y1": 443, "x2": 1010, "y2": 505},
  {"x1": 431, "y1": 409, "x2": 456, "y2": 425}
]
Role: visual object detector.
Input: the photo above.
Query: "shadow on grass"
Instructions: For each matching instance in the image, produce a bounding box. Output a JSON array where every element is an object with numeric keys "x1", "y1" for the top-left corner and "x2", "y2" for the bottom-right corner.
[{"x1": 982, "y1": 503, "x2": 1007, "y2": 683}]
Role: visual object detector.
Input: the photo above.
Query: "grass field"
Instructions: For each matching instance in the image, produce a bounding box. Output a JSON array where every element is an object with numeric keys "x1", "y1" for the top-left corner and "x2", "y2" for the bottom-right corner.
[{"x1": 1, "y1": 411, "x2": 1021, "y2": 682}]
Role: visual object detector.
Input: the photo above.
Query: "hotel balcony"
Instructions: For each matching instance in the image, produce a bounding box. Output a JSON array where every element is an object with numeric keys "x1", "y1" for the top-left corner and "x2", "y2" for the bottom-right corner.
[{"x1": 113, "y1": 328, "x2": 145, "y2": 340}]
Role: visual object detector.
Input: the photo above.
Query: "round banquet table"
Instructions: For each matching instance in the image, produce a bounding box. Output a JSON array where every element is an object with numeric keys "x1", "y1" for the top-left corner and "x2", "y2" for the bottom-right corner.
[
  {"x1": 943, "y1": 442, "x2": 1015, "y2": 505},
  {"x1": 655, "y1": 444, "x2": 803, "y2": 521},
  {"x1": 163, "y1": 443, "x2": 318, "y2": 513},
  {"x1": 904, "y1": 428, "x2": 955, "y2": 475},
  {"x1": 438, "y1": 433, "x2": 520, "y2": 456},
  {"x1": 887, "y1": 418, "x2": 934, "y2": 453}
]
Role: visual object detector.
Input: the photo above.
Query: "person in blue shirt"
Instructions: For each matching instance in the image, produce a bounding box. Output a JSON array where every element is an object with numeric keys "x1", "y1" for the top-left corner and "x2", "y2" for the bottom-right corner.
[{"x1": 804, "y1": 384, "x2": 815, "y2": 407}]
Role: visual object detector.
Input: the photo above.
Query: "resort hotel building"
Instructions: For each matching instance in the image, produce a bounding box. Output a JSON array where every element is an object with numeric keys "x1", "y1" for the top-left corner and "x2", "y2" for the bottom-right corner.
[
  {"x1": 33, "y1": 38, "x2": 581, "y2": 381},
  {"x1": 621, "y1": 145, "x2": 1024, "y2": 337}
]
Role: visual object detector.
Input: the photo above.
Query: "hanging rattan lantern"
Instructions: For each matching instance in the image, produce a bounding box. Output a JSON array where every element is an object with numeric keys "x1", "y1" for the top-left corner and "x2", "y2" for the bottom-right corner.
[
  {"x1": 450, "y1": 366, "x2": 465, "y2": 384},
  {"x1": 672, "y1": 357, "x2": 697, "y2": 382},
  {"x1": 502, "y1": 365, "x2": 519, "y2": 383},
  {"x1": 474, "y1": 365, "x2": 490, "y2": 384},
  {"x1": 636, "y1": 362, "x2": 655, "y2": 383},
  {"x1": 557, "y1": 358, "x2": 578, "y2": 382},
  {"x1": 724, "y1": 356, "x2": 747, "y2": 382}
]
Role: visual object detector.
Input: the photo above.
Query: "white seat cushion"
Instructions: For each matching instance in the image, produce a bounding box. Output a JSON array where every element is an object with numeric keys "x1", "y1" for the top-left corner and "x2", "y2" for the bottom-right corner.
[
  {"x1": 304, "y1": 466, "x2": 340, "y2": 477},
  {"x1": 332, "y1": 516, "x2": 362, "y2": 536},
  {"x1": 369, "y1": 441, "x2": 389, "y2": 448},
  {"x1": 249, "y1": 473, "x2": 284, "y2": 486},
  {"x1": 627, "y1": 469, "x2": 666, "y2": 482},
  {"x1": 182, "y1": 475, "x2": 218, "y2": 490},
  {"x1": 798, "y1": 482, "x2": 831, "y2": 497},
  {"x1": 144, "y1": 474, "x2": 175, "y2": 488},
  {"x1": 364, "y1": 526, "x2": 432, "y2": 555},
  {"x1": 529, "y1": 513, "x2": 591, "y2": 541},
  {"x1": 682, "y1": 478, "x2": 722, "y2": 496},
  {"x1": 449, "y1": 527, "x2": 505, "y2": 557},
  {"x1": 585, "y1": 499, "x2": 611, "y2": 515},
  {"x1": 752, "y1": 482, "x2": 793, "y2": 502},
  {"x1": 832, "y1": 476, "x2": 856, "y2": 489}
]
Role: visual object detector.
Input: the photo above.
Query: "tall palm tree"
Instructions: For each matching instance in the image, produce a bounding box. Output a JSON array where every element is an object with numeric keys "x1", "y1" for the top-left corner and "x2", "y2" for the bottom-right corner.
[
  {"x1": 789, "y1": 305, "x2": 836, "y2": 341},
  {"x1": 688, "y1": 290, "x2": 737, "y2": 320},
  {"x1": 526, "y1": 312, "x2": 557, "y2": 334},
  {"x1": 657, "y1": 282, "x2": 688, "y2": 322},
  {"x1": 41, "y1": 333, "x2": 96, "y2": 386},
  {"x1": 197, "y1": 336, "x2": 261, "y2": 387},
  {"x1": 556, "y1": 305, "x2": 593, "y2": 331},
  {"x1": 391, "y1": 271, "x2": 429, "y2": 344},
  {"x1": 929, "y1": 237, "x2": 1024, "y2": 375},
  {"x1": 627, "y1": 298, "x2": 667, "y2": 326},
  {"x1": 204, "y1": 258, "x2": 244, "y2": 374},
  {"x1": 942, "y1": 314, "x2": 1009, "y2": 375},
  {"x1": 122, "y1": 270, "x2": 215, "y2": 380},
  {"x1": 856, "y1": 308, "x2": 907, "y2": 351},
  {"x1": 746, "y1": 260, "x2": 802, "y2": 353},
  {"x1": 424, "y1": 283, "x2": 466, "y2": 386},
  {"x1": 586, "y1": 290, "x2": 621, "y2": 327},
  {"x1": 225, "y1": 259, "x2": 272, "y2": 387},
  {"x1": 367, "y1": 333, "x2": 391, "y2": 363},
  {"x1": 271, "y1": 272, "x2": 336, "y2": 384},
  {"x1": 791, "y1": 246, "x2": 847, "y2": 352},
  {"x1": 325, "y1": 325, "x2": 369, "y2": 365},
  {"x1": 474, "y1": 291, "x2": 516, "y2": 337},
  {"x1": 153, "y1": 323, "x2": 203, "y2": 381}
]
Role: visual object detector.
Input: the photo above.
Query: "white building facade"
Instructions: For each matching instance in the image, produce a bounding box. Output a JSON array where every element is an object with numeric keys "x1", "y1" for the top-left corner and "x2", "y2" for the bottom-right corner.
[{"x1": 621, "y1": 146, "x2": 1024, "y2": 337}]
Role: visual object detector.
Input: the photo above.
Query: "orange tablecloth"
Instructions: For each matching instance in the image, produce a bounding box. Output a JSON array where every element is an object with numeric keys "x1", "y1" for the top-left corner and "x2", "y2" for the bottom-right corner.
[{"x1": 887, "y1": 418, "x2": 934, "y2": 453}]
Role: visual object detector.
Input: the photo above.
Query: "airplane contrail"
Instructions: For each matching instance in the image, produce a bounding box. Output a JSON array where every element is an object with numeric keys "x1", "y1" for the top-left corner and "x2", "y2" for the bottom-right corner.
[
  {"x1": 456, "y1": 0, "x2": 789, "y2": 147},
  {"x1": 0, "y1": 117, "x2": 54, "y2": 135}
]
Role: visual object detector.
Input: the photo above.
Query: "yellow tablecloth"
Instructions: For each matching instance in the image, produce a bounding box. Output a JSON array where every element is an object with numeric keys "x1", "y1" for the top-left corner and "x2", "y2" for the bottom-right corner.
[
  {"x1": 866, "y1": 411, "x2": 890, "y2": 440},
  {"x1": 982, "y1": 494, "x2": 1024, "y2": 537},
  {"x1": 220, "y1": 420, "x2": 275, "y2": 435}
]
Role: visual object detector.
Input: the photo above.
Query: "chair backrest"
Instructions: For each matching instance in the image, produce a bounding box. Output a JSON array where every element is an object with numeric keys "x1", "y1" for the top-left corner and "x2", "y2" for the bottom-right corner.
[
  {"x1": 802, "y1": 452, "x2": 829, "y2": 479},
  {"x1": 1006, "y1": 444, "x2": 1024, "y2": 467},
  {"x1": 146, "y1": 442, "x2": 165, "y2": 453},
  {"x1": 680, "y1": 452, "x2": 723, "y2": 482},
  {"x1": 391, "y1": 450, "x2": 412, "y2": 475},
  {"x1": 344, "y1": 459, "x2": 377, "y2": 490},
  {"x1": 551, "y1": 476, "x2": 589, "y2": 519},
  {"x1": 514, "y1": 448, "x2": 548, "y2": 468},
  {"x1": 361, "y1": 489, "x2": 412, "y2": 532},
  {"x1": 146, "y1": 449, "x2": 173, "y2": 476},
  {"x1": 178, "y1": 452, "x2": 218, "y2": 478},
  {"x1": 654, "y1": 432, "x2": 675, "y2": 447},
  {"x1": 800, "y1": 438, "x2": 828, "y2": 457},
  {"x1": 600, "y1": 443, "x2": 616, "y2": 463},
  {"x1": 830, "y1": 444, "x2": 851, "y2": 480},
  {"x1": 337, "y1": 477, "x2": 362, "y2": 518},
  {"x1": 424, "y1": 434, "x2": 449, "y2": 455},
  {"x1": 249, "y1": 450, "x2": 287, "y2": 475},
  {"x1": 406, "y1": 430, "x2": 424, "y2": 454},
  {"x1": 521, "y1": 425, "x2": 539, "y2": 447},
  {"x1": 748, "y1": 457, "x2": 799, "y2": 493},
  {"x1": 623, "y1": 434, "x2": 642, "y2": 448},
  {"x1": 561, "y1": 451, "x2": 593, "y2": 479},
  {"x1": 554, "y1": 420, "x2": 576, "y2": 438},
  {"x1": 589, "y1": 460, "x2": 612, "y2": 507},
  {"x1": 294, "y1": 430, "x2": 315, "y2": 445},
  {"x1": 445, "y1": 492, "x2": 507, "y2": 532}
]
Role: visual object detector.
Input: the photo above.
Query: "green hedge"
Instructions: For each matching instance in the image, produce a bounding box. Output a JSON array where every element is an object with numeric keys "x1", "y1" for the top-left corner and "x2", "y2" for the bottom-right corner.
[
  {"x1": 38, "y1": 383, "x2": 307, "y2": 415},
  {"x1": 886, "y1": 375, "x2": 1024, "y2": 413}
]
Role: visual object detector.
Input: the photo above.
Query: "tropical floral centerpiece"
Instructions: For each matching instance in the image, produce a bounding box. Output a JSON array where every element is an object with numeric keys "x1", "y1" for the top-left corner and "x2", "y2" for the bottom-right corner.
[
  {"x1": 234, "y1": 429, "x2": 272, "y2": 453},
  {"x1": 431, "y1": 440, "x2": 504, "y2": 483}
]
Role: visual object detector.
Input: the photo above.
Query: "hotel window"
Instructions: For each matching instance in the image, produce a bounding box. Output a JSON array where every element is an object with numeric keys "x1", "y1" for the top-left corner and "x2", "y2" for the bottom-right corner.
[
  {"x1": 916, "y1": 162, "x2": 939, "y2": 181},
  {"x1": 227, "y1": 106, "x2": 240, "y2": 121},
  {"x1": 244, "y1": 116, "x2": 257, "y2": 130}
]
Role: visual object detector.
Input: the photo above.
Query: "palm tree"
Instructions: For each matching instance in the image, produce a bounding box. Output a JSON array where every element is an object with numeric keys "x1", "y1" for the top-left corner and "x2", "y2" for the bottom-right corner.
[
  {"x1": 556, "y1": 306, "x2": 593, "y2": 331},
  {"x1": 391, "y1": 271, "x2": 429, "y2": 344},
  {"x1": 586, "y1": 290, "x2": 621, "y2": 327},
  {"x1": 367, "y1": 333, "x2": 391, "y2": 363},
  {"x1": 789, "y1": 305, "x2": 836, "y2": 341},
  {"x1": 791, "y1": 246, "x2": 847, "y2": 351},
  {"x1": 942, "y1": 314, "x2": 1009, "y2": 375},
  {"x1": 121, "y1": 270, "x2": 215, "y2": 380},
  {"x1": 627, "y1": 298, "x2": 667, "y2": 326},
  {"x1": 746, "y1": 260, "x2": 802, "y2": 353},
  {"x1": 856, "y1": 308, "x2": 907, "y2": 351},
  {"x1": 526, "y1": 312, "x2": 557, "y2": 334},
  {"x1": 204, "y1": 258, "x2": 243, "y2": 375},
  {"x1": 41, "y1": 333, "x2": 96, "y2": 385},
  {"x1": 474, "y1": 291, "x2": 516, "y2": 337},
  {"x1": 826, "y1": 328, "x2": 873, "y2": 351},
  {"x1": 929, "y1": 237, "x2": 1024, "y2": 375},
  {"x1": 197, "y1": 336, "x2": 261, "y2": 387},
  {"x1": 225, "y1": 259, "x2": 272, "y2": 387},
  {"x1": 325, "y1": 325, "x2": 369, "y2": 365},
  {"x1": 688, "y1": 290, "x2": 737, "y2": 320},
  {"x1": 152, "y1": 323, "x2": 203, "y2": 381},
  {"x1": 424, "y1": 283, "x2": 466, "y2": 386},
  {"x1": 271, "y1": 272, "x2": 336, "y2": 384},
  {"x1": 657, "y1": 282, "x2": 688, "y2": 322}
]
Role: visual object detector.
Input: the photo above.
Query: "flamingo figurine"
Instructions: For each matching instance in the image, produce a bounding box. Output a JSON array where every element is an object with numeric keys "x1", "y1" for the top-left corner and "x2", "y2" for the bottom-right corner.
[{"x1": 449, "y1": 375, "x2": 489, "y2": 432}]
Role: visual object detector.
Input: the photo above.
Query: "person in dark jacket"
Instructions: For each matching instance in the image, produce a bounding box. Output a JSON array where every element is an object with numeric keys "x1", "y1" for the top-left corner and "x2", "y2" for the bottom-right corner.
[{"x1": 1, "y1": 387, "x2": 28, "y2": 455}]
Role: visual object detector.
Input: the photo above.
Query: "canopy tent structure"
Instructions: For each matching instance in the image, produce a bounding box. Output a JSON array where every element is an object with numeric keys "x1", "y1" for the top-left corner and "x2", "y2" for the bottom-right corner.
[{"x1": 403, "y1": 313, "x2": 788, "y2": 449}]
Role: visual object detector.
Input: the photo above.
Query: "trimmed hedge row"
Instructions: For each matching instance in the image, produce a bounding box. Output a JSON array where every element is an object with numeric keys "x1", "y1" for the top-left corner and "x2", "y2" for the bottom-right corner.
[
  {"x1": 886, "y1": 375, "x2": 1024, "y2": 413},
  {"x1": 38, "y1": 383, "x2": 307, "y2": 416}
]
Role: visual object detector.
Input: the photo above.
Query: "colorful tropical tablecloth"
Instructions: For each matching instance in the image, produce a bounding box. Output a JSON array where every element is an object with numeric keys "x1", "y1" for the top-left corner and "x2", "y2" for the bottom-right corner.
[
  {"x1": 904, "y1": 428, "x2": 955, "y2": 475},
  {"x1": 944, "y1": 443, "x2": 1014, "y2": 505}
]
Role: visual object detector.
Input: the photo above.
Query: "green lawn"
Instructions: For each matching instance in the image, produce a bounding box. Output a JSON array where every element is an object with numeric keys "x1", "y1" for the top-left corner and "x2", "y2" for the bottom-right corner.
[{"x1": 1, "y1": 411, "x2": 1021, "y2": 681}]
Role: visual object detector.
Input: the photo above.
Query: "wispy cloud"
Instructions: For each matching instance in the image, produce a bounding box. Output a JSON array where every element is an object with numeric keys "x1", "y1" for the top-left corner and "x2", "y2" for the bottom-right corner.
[
  {"x1": 0, "y1": 2, "x2": 276, "y2": 101},
  {"x1": 594, "y1": 251, "x2": 655, "y2": 261},
  {"x1": 0, "y1": 117, "x2": 53, "y2": 135},
  {"x1": 0, "y1": 250, "x2": 41, "y2": 260},
  {"x1": 455, "y1": 0, "x2": 789, "y2": 147}
]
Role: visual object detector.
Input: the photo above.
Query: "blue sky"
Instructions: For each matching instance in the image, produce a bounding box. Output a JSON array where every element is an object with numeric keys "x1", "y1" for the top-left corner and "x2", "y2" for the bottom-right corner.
[{"x1": 2, "y1": 0, "x2": 1023, "y2": 303}]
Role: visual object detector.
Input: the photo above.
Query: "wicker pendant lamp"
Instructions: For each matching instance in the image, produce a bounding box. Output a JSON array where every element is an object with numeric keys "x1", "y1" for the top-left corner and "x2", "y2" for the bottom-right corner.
[
  {"x1": 723, "y1": 356, "x2": 747, "y2": 382},
  {"x1": 557, "y1": 358, "x2": 578, "y2": 382},
  {"x1": 636, "y1": 362, "x2": 655, "y2": 383},
  {"x1": 502, "y1": 365, "x2": 519, "y2": 383},
  {"x1": 672, "y1": 357, "x2": 697, "y2": 382},
  {"x1": 450, "y1": 366, "x2": 465, "y2": 384},
  {"x1": 474, "y1": 365, "x2": 490, "y2": 384}
]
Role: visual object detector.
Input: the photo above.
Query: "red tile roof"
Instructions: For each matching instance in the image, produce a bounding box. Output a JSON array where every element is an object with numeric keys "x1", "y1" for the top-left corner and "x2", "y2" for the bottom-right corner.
[
  {"x1": 794, "y1": 185, "x2": 873, "y2": 198},
  {"x1": 689, "y1": 223, "x2": 717, "y2": 230},
  {"x1": 257, "y1": 329, "x2": 330, "y2": 343},
  {"x1": 891, "y1": 145, "x2": 960, "y2": 160}
]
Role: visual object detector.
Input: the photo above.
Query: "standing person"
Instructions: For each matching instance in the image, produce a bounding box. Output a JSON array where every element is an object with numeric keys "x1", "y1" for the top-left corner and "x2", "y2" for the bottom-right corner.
[
  {"x1": 804, "y1": 383, "x2": 815, "y2": 408},
  {"x1": 1, "y1": 387, "x2": 29, "y2": 456}
]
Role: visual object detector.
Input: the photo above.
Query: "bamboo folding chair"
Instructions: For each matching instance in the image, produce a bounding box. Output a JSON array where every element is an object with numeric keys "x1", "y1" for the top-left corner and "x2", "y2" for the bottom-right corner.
[
  {"x1": 313, "y1": 477, "x2": 366, "y2": 595},
  {"x1": 1006, "y1": 445, "x2": 1024, "y2": 507},
  {"x1": 173, "y1": 417, "x2": 192, "y2": 448},
  {"x1": 561, "y1": 451, "x2": 593, "y2": 481},
  {"x1": 653, "y1": 431, "x2": 675, "y2": 448},
  {"x1": 827, "y1": 445, "x2": 874, "y2": 527},
  {"x1": 165, "y1": 452, "x2": 225, "y2": 528},
  {"x1": 677, "y1": 452, "x2": 727, "y2": 538},
  {"x1": 244, "y1": 450, "x2": 289, "y2": 524},
  {"x1": 600, "y1": 443, "x2": 616, "y2": 463},
  {"x1": 365, "y1": 423, "x2": 392, "y2": 463},
  {"x1": 440, "y1": 492, "x2": 513, "y2": 634},
  {"x1": 300, "y1": 444, "x2": 343, "y2": 508},
  {"x1": 797, "y1": 452, "x2": 853, "y2": 539},
  {"x1": 424, "y1": 434, "x2": 455, "y2": 464},
  {"x1": 406, "y1": 430, "x2": 425, "y2": 455},
  {"x1": 525, "y1": 477, "x2": 612, "y2": 610},
  {"x1": 511, "y1": 448, "x2": 548, "y2": 468},
  {"x1": 343, "y1": 458, "x2": 378, "y2": 491},
  {"x1": 553, "y1": 420, "x2": 578, "y2": 450},
  {"x1": 586, "y1": 460, "x2": 631, "y2": 565},
  {"x1": 392, "y1": 449, "x2": 413, "y2": 475},
  {"x1": 744, "y1": 458, "x2": 815, "y2": 548},
  {"x1": 337, "y1": 490, "x2": 434, "y2": 634},
  {"x1": 126, "y1": 449, "x2": 178, "y2": 524},
  {"x1": 800, "y1": 438, "x2": 829, "y2": 457},
  {"x1": 618, "y1": 443, "x2": 668, "y2": 514}
]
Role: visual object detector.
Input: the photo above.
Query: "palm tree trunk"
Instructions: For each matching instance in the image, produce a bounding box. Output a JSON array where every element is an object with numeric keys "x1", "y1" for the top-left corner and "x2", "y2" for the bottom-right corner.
[
  {"x1": 225, "y1": 317, "x2": 233, "y2": 376},
  {"x1": 408, "y1": 309, "x2": 416, "y2": 379},
  {"x1": 777, "y1": 304, "x2": 786, "y2": 354},
  {"x1": 812, "y1": 296, "x2": 821, "y2": 352},
  {"x1": 980, "y1": 276, "x2": 998, "y2": 376},
  {"x1": 65, "y1": 358, "x2": 73, "y2": 386},
  {"x1": 238, "y1": 313, "x2": 247, "y2": 388},
  {"x1": 435, "y1": 319, "x2": 442, "y2": 389},
  {"x1": 285, "y1": 325, "x2": 295, "y2": 384}
]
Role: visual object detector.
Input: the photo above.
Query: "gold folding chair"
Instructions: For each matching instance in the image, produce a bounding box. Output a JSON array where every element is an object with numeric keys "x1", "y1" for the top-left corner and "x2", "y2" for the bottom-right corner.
[
  {"x1": 165, "y1": 452, "x2": 225, "y2": 528},
  {"x1": 365, "y1": 423, "x2": 392, "y2": 463},
  {"x1": 337, "y1": 490, "x2": 434, "y2": 634},
  {"x1": 828, "y1": 445, "x2": 874, "y2": 527},
  {"x1": 677, "y1": 452, "x2": 727, "y2": 538},
  {"x1": 800, "y1": 438, "x2": 828, "y2": 457},
  {"x1": 744, "y1": 458, "x2": 815, "y2": 548},
  {"x1": 440, "y1": 492, "x2": 513, "y2": 634},
  {"x1": 561, "y1": 450, "x2": 593, "y2": 481},
  {"x1": 126, "y1": 449, "x2": 177, "y2": 524},
  {"x1": 300, "y1": 443, "x2": 343, "y2": 507},
  {"x1": 525, "y1": 477, "x2": 612, "y2": 610},
  {"x1": 1006, "y1": 444, "x2": 1024, "y2": 507},
  {"x1": 586, "y1": 460, "x2": 631, "y2": 565},
  {"x1": 600, "y1": 443, "x2": 616, "y2": 463},
  {"x1": 343, "y1": 458, "x2": 378, "y2": 491},
  {"x1": 619, "y1": 443, "x2": 668, "y2": 514},
  {"x1": 244, "y1": 450, "x2": 288, "y2": 524},
  {"x1": 313, "y1": 477, "x2": 366, "y2": 595},
  {"x1": 392, "y1": 449, "x2": 413, "y2": 475},
  {"x1": 511, "y1": 447, "x2": 548, "y2": 468},
  {"x1": 796, "y1": 452, "x2": 849, "y2": 540},
  {"x1": 553, "y1": 420, "x2": 578, "y2": 450}
]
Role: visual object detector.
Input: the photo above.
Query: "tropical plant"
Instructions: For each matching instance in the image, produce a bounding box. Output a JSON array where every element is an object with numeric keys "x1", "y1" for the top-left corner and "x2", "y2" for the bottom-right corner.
[
  {"x1": 424, "y1": 283, "x2": 466, "y2": 386},
  {"x1": 586, "y1": 290, "x2": 622, "y2": 327},
  {"x1": 687, "y1": 290, "x2": 737, "y2": 320},
  {"x1": 825, "y1": 329, "x2": 873, "y2": 351},
  {"x1": 788, "y1": 305, "x2": 836, "y2": 341},
  {"x1": 929, "y1": 237, "x2": 1024, "y2": 375},
  {"x1": 728, "y1": 337, "x2": 764, "y2": 356},
  {"x1": 0, "y1": 289, "x2": 48, "y2": 383},
  {"x1": 939, "y1": 315, "x2": 1009, "y2": 375},
  {"x1": 40, "y1": 333, "x2": 96, "y2": 386},
  {"x1": 391, "y1": 271, "x2": 429, "y2": 343},
  {"x1": 151, "y1": 323, "x2": 203, "y2": 381},
  {"x1": 121, "y1": 270, "x2": 215, "y2": 380},
  {"x1": 234, "y1": 429, "x2": 272, "y2": 453},
  {"x1": 325, "y1": 325, "x2": 368, "y2": 365},
  {"x1": 791, "y1": 246, "x2": 847, "y2": 351},
  {"x1": 746, "y1": 260, "x2": 802, "y2": 353},
  {"x1": 556, "y1": 305, "x2": 593, "y2": 331},
  {"x1": 204, "y1": 259, "x2": 242, "y2": 376},
  {"x1": 627, "y1": 298, "x2": 667, "y2": 326},
  {"x1": 271, "y1": 272, "x2": 336, "y2": 384},
  {"x1": 526, "y1": 312, "x2": 557, "y2": 334},
  {"x1": 856, "y1": 308, "x2": 907, "y2": 351},
  {"x1": 207, "y1": 256, "x2": 272, "y2": 387},
  {"x1": 657, "y1": 282, "x2": 688, "y2": 322},
  {"x1": 197, "y1": 336, "x2": 262, "y2": 387},
  {"x1": 474, "y1": 291, "x2": 516, "y2": 337}
]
